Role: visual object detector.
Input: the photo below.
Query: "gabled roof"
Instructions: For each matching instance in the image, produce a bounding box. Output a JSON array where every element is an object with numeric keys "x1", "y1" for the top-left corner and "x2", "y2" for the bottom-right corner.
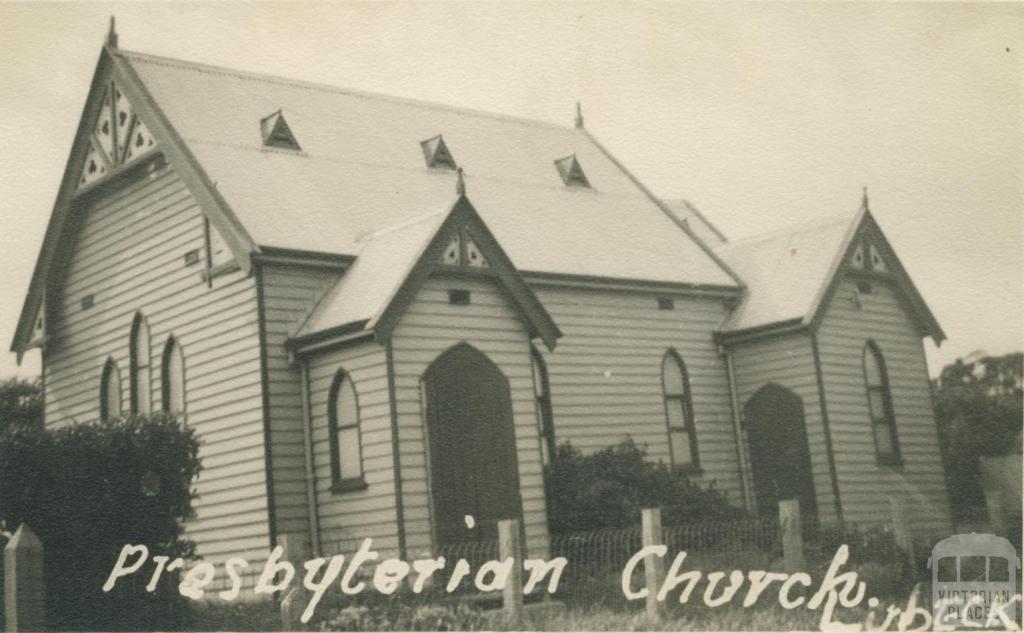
[
  {"x1": 290, "y1": 195, "x2": 562, "y2": 352},
  {"x1": 662, "y1": 199, "x2": 729, "y2": 246},
  {"x1": 12, "y1": 40, "x2": 744, "y2": 356},
  {"x1": 10, "y1": 43, "x2": 258, "y2": 357},
  {"x1": 715, "y1": 204, "x2": 944, "y2": 344},
  {"x1": 115, "y1": 48, "x2": 738, "y2": 287}
]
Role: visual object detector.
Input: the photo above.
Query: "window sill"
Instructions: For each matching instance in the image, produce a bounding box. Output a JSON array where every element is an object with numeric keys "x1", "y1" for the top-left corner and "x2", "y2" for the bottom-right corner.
[
  {"x1": 673, "y1": 464, "x2": 704, "y2": 477},
  {"x1": 331, "y1": 477, "x2": 368, "y2": 494}
]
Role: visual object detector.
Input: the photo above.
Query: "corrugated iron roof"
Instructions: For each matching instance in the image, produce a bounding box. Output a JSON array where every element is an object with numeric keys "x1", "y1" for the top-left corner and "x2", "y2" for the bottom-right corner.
[
  {"x1": 715, "y1": 212, "x2": 857, "y2": 332},
  {"x1": 294, "y1": 209, "x2": 448, "y2": 338},
  {"x1": 662, "y1": 199, "x2": 729, "y2": 246},
  {"x1": 120, "y1": 49, "x2": 737, "y2": 288}
]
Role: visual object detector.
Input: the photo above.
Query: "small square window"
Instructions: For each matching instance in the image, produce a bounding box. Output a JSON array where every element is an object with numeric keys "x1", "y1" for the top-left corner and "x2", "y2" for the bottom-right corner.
[
  {"x1": 448, "y1": 289, "x2": 471, "y2": 305},
  {"x1": 658, "y1": 297, "x2": 675, "y2": 310},
  {"x1": 184, "y1": 249, "x2": 201, "y2": 266},
  {"x1": 857, "y1": 281, "x2": 873, "y2": 294},
  {"x1": 81, "y1": 294, "x2": 94, "y2": 310}
]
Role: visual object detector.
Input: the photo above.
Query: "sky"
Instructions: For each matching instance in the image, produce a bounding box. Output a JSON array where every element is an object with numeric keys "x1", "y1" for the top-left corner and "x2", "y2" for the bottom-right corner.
[{"x1": 0, "y1": 1, "x2": 1020, "y2": 379}]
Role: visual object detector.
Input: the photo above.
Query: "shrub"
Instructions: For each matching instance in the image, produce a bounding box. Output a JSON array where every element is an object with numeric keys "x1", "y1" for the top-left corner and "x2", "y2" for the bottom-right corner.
[
  {"x1": 317, "y1": 600, "x2": 492, "y2": 632},
  {"x1": 0, "y1": 377, "x2": 43, "y2": 432},
  {"x1": 0, "y1": 413, "x2": 201, "y2": 630},
  {"x1": 543, "y1": 438, "x2": 746, "y2": 534}
]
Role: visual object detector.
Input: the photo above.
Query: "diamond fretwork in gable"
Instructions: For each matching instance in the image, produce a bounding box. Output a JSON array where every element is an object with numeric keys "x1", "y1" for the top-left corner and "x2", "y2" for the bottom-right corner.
[
  {"x1": 441, "y1": 234, "x2": 461, "y2": 265},
  {"x1": 77, "y1": 81, "x2": 159, "y2": 190},
  {"x1": 850, "y1": 237, "x2": 891, "y2": 274},
  {"x1": 123, "y1": 117, "x2": 156, "y2": 162},
  {"x1": 868, "y1": 243, "x2": 888, "y2": 272},
  {"x1": 465, "y1": 237, "x2": 489, "y2": 268},
  {"x1": 850, "y1": 243, "x2": 865, "y2": 269},
  {"x1": 79, "y1": 140, "x2": 110, "y2": 187}
]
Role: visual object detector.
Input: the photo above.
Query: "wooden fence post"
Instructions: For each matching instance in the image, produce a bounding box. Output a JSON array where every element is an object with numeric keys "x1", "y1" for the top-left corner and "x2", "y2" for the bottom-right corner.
[
  {"x1": 498, "y1": 519, "x2": 524, "y2": 625},
  {"x1": 278, "y1": 532, "x2": 310, "y2": 630},
  {"x1": 4, "y1": 524, "x2": 45, "y2": 632},
  {"x1": 889, "y1": 497, "x2": 916, "y2": 571},
  {"x1": 641, "y1": 508, "x2": 665, "y2": 622},
  {"x1": 779, "y1": 499, "x2": 804, "y2": 573}
]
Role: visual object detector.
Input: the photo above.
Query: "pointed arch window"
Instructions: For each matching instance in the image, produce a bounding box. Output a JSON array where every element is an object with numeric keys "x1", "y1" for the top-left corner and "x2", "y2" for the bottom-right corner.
[
  {"x1": 130, "y1": 313, "x2": 151, "y2": 415},
  {"x1": 161, "y1": 336, "x2": 186, "y2": 417},
  {"x1": 531, "y1": 345, "x2": 556, "y2": 463},
  {"x1": 863, "y1": 341, "x2": 901, "y2": 464},
  {"x1": 662, "y1": 350, "x2": 699, "y2": 469},
  {"x1": 100, "y1": 358, "x2": 122, "y2": 421},
  {"x1": 328, "y1": 370, "x2": 365, "y2": 491}
]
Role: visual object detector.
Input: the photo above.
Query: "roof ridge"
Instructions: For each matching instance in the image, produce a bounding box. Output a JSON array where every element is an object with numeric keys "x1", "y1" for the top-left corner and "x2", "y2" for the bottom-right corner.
[
  {"x1": 663, "y1": 198, "x2": 730, "y2": 243},
  {"x1": 117, "y1": 48, "x2": 575, "y2": 133},
  {"x1": 356, "y1": 207, "x2": 449, "y2": 244},
  {"x1": 715, "y1": 212, "x2": 855, "y2": 250}
]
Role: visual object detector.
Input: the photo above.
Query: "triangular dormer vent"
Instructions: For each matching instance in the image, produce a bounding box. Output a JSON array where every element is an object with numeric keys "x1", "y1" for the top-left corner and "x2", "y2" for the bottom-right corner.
[
  {"x1": 261, "y1": 110, "x2": 301, "y2": 151},
  {"x1": 554, "y1": 154, "x2": 590, "y2": 188},
  {"x1": 421, "y1": 135, "x2": 457, "y2": 170},
  {"x1": 78, "y1": 81, "x2": 158, "y2": 189}
]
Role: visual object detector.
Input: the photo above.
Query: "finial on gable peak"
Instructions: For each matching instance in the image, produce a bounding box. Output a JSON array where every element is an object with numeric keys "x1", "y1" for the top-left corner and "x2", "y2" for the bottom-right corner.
[
  {"x1": 574, "y1": 102, "x2": 584, "y2": 129},
  {"x1": 456, "y1": 167, "x2": 465, "y2": 197},
  {"x1": 106, "y1": 16, "x2": 118, "y2": 49},
  {"x1": 861, "y1": 185, "x2": 869, "y2": 211}
]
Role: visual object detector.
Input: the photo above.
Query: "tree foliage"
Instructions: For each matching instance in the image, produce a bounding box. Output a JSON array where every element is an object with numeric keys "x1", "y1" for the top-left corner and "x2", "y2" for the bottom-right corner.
[
  {"x1": 0, "y1": 413, "x2": 202, "y2": 630},
  {"x1": 932, "y1": 352, "x2": 1023, "y2": 522},
  {"x1": 543, "y1": 438, "x2": 745, "y2": 534},
  {"x1": 0, "y1": 377, "x2": 43, "y2": 431}
]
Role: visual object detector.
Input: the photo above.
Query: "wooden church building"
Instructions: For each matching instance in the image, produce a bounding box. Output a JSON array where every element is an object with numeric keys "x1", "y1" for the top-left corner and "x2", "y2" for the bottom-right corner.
[{"x1": 11, "y1": 27, "x2": 952, "y2": 567}]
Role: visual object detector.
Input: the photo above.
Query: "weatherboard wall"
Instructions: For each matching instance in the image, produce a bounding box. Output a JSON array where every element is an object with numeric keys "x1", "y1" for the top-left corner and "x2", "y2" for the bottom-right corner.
[
  {"x1": 390, "y1": 274, "x2": 551, "y2": 558},
  {"x1": 728, "y1": 332, "x2": 838, "y2": 523},
  {"x1": 531, "y1": 285, "x2": 745, "y2": 507},
  {"x1": 41, "y1": 163, "x2": 271, "y2": 565},
  {"x1": 816, "y1": 275, "x2": 952, "y2": 534},
  {"x1": 305, "y1": 338, "x2": 399, "y2": 555},
  {"x1": 257, "y1": 262, "x2": 343, "y2": 545}
]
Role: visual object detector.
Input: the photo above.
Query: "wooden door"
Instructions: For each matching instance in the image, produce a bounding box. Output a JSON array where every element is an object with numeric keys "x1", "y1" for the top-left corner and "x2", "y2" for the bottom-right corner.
[
  {"x1": 423, "y1": 343, "x2": 522, "y2": 546},
  {"x1": 743, "y1": 383, "x2": 818, "y2": 518}
]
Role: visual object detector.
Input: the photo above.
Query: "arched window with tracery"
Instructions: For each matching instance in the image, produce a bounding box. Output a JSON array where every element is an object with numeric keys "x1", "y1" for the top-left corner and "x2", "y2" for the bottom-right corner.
[
  {"x1": 863, "y1": 341, "x2": 900, "y2": 463},
  {"x1": 161, "y1": 336, "x2": 186, "y2": 417},
  {"x1": 662, "y1": 349, "x2": 699, "y2": 468},
  {"x1": 130, "y1": 313, "x2": 151, "y2": 415},
  {"x1": 328, "y1": 370, "x2": 364, "y2": 490},
  {"x1": 100, "y1": 357, "x2": 122, "y2": 421}
]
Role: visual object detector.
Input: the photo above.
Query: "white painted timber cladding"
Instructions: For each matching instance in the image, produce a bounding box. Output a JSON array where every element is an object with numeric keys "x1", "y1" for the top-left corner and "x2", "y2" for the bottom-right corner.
[
  {"x1": 306, "y1": 339, "x2": 397, "y2": 556},
  {"x1": 729, "y1": 333, "x2": 837, "y2": 523},
  {"x1": 391, "y1": 275, "x2": 551, "y2": 558},
  {"x1": 42, "y1": 165, "x2": 271, "y2": 564},
  {"x1": 259, "y1": 263, "x2": 343, "y2": 543},
  {"x1": 532, "y1": 286, "x2": 744, "y2": 506},
  {"x1": 816, "y1": 276, "x2": 951, "y2": 534}
]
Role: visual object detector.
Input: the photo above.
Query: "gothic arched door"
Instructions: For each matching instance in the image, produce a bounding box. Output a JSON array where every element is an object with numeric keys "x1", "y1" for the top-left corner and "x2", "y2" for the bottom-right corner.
[
  {"x1": 422, "y1": 343, "x2": 523, "y2": 546},
  {"x1": 743, "y1": 383, "x2": 818, "y2": 518}
]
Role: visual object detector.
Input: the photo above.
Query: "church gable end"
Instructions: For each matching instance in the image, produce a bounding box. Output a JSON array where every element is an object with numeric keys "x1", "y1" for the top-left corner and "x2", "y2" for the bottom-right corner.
[{"x1": 79, "y1": 80, "x2": 158, "y2": 189}]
